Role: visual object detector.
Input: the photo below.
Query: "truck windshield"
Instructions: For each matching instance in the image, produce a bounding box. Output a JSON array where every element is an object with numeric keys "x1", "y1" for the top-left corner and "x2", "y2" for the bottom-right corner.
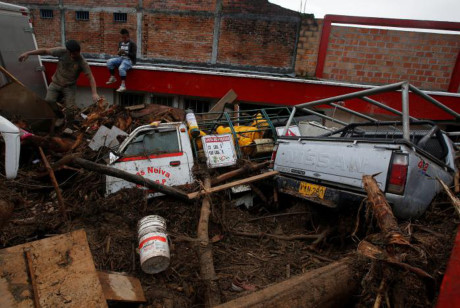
[{"x1": 123, "y1": 129, "x2": 180, "y2": 157}]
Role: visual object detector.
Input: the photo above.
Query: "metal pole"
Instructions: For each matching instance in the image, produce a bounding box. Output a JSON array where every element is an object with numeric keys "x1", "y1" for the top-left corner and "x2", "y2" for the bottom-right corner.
[
  {"x1": 282, "y1": 107, "x2": 296, "y2": 136},
  {"x1": 300, "y1": 108, "x2": 348, "y2": 126},
  {"x1": 330, "y1": 103, "x2": 378, "y2": 122},
  {"x1": 409, "y1": 84, "x2": 460, "y2": 119},
  {"x1": 361, "y1": 97, "x2": 419, "y2": 121},
  {"x1": 401, "y1": 82, "x2": 410, "y2": 141},
  {"x1": 295, "y1": 81, "x2": 406, "y2": 109}
]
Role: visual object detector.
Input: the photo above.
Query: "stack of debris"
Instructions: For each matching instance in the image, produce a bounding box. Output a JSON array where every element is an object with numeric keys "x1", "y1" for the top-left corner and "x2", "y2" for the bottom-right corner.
[{"x1": 0, "y1": 86, "x2": 459, "y2": 308}]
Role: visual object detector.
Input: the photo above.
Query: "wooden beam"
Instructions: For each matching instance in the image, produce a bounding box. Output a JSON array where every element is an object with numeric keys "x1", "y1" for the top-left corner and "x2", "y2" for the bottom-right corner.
[
  {"x1": 188, "y1": 171, "x2": 279, "y2": 200},
  {"x1": 211, "y1": 161, "x2": 269, "y2": 186}
]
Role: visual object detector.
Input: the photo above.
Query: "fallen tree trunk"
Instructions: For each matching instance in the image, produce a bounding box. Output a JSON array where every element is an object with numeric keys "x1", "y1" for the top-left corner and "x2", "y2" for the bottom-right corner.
[
  {"x1": 362, "y1": 175, "x2": 409, "y2": 245},
  {"x1": 71, "y1": 157, "x2": 190, "y2": 201},
  {"x1": 196, "y1": 176, "x2": 221, "y2": 307},
  {"x1": 211, "y1": 161, "x2": 269, "y2": 186},
  {"x1": 215, "y1": 257, "x2": 366, "y2": 308}
]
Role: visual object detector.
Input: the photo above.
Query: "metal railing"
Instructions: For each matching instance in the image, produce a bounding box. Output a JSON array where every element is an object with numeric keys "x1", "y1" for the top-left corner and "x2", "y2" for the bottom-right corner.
[
  {"x1": 193, "y1": 107, "x2": 295, "y2": 161},
  {"x1": 286, "y1": 81, "x2": 460, "y2": 142}
]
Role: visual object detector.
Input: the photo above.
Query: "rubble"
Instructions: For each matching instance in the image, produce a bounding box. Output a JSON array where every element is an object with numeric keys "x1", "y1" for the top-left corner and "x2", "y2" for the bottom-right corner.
[{"x1": 0, "y1": 95, "x2": 458, "y2": 308}]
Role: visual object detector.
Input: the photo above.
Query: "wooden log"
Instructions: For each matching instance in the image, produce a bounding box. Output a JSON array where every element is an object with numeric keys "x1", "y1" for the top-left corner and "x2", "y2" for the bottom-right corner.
[
  {"x1": 189, "y1": 170, "x2": 278, "y2": 200},
  {"x1": 39, "y1": 147, "x2": 67, "y2": 220},
  {"x1": 362, "y1": 175, "x2": 409, "y2": 246},
  {"x1": 214, "y1": 257, "x2": 366, "y2": 308},
  {"x1": 197, "y1": 176, "x2": 221, "y2": 307},
  {"x1": 211, "y1": 161, "x2": 269, "y2": 186},
  {"x1": 71, "y1": 157, "x2": 190, "y2": 201}
]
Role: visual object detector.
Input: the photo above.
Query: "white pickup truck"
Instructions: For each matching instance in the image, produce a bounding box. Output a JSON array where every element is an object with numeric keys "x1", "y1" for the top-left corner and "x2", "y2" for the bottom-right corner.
[{"x1": 106, "y1": 122, "x2": 195, "y2": 195}]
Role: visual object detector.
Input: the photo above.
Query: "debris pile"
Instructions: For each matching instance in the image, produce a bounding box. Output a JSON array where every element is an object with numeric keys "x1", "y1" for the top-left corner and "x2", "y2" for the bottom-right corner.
[{"x1": 0, "y1": 96, "x2": 459, "y2": 307}]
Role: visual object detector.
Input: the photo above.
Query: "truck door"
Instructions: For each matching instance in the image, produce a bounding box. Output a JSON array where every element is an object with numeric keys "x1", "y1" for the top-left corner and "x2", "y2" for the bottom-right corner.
[{"x1": 106, "y1": 127, "x2": 193, "y2": 195}]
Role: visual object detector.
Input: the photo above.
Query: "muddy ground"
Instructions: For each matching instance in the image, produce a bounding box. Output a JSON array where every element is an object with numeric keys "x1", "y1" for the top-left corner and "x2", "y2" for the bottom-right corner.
[{"x1": 0, "y1": 159, "x2": 457, "y2": 308}]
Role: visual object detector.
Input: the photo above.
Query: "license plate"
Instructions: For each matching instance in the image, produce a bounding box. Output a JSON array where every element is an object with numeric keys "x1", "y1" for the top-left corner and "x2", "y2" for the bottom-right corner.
[{"x1": 298, "y1": 181, "x2": 326, "y2": 199}]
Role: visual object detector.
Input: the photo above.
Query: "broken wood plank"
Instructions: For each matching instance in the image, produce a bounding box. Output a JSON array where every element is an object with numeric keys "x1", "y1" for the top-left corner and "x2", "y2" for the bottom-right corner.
[
  {"x1": 71, "y1": 157, "x2": 190, "y2": 201},
  {"x1": 39, "y1": 147, "x2": 67, "y2": 220},
  {"x1": 215, "y1": 257, "x2": 366, "y2": 308},
  {"x1": 124, "y1": 104, "x2": 145, "y2": 111},
  {"x1": 25, "y1": 251, "x2": 40, "y2": 308},
  {"x1": 188, "y1": 170, "x2": 279, "y2": 200},
  {"x1": 0, "y1": 65, "x2": 26, "y2": 87},
  {"x1": 362, "y1": 175, "x2": 410, "y2": 246},
  {"x1": 199, "y1": 89, "x2": 238, "y2": 121},
  {"x1": 211, "y1": 161, "x2": 269, "y2": 186},
  {"x1": 437, "y1": 177, "x2": 460, "y2": 217},
  {"x1": 0, "y1": 230, "x2": 107, "y2": 308},
  {"x1": 196, "y1": 176, "x2": 221, "y2": 307},
  {"x1": 97, "y1": 271, "x2": 146, "y2": 303}
]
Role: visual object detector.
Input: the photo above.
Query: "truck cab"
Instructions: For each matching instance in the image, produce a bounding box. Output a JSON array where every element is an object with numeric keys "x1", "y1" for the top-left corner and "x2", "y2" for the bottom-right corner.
[{"x1": 106, "y1": 122, "x2": 194, "y2": 195}]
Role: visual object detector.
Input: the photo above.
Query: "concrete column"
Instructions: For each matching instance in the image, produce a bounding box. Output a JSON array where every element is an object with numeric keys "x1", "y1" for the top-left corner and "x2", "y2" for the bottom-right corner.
[
  {"x1": 211, "y1": 0, "x2": 223, "y2": 64},
  {"x1": 136, "y1": 0, "x2": 143, "y2": 60},
  {"x1": 59, "y1": 0, "x2": 65, "y2": 45}
]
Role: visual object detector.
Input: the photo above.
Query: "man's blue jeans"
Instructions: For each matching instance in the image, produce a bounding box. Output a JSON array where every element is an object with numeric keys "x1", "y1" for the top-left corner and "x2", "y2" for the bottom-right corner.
[{"x1": 107, "y1": 57, "x2": 132, "y2": 77}]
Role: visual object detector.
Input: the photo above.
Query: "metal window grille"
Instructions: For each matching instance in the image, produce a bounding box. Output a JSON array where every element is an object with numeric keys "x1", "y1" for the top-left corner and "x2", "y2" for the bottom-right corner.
[
  {"x1": 151, "y1": 95, "x2": 174, "y2": 107},
  {"x1": 76, "y1": 11, "x2": 89, "y2": 21},
  {"x1": 118, "y1": 92, "x2": 144, "y2": 107},
  {"x1": 40, "y1": 9, "x2": 53, "y2": 19},
  {"x1": 113, "y1": 13, "x2": 127, "y2": 23},
  {"x1": 184, "y1": 98, "x2": 210, "y2": 113}
]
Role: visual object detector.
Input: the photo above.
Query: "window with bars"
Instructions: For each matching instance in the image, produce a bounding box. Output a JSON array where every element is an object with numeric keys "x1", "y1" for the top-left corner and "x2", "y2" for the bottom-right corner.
[
  {"x1": 113, "y1": 12, "x2": 127, "y2": 23},
  {"x1": 118, "y1": 92, "x2": 144, "y2": 107},
  {"x1": 76, "y1": 11, "x2": 89, "y2": 21},
  {"x1": 151, "y1": 95, "x2": 174, "y2": 107},
  {"x1": 184, "y1": 98, "x2": 210, "y2": 113},
  {"x1": 40, "y1": 9, "x2": 53, "y2": 19}
]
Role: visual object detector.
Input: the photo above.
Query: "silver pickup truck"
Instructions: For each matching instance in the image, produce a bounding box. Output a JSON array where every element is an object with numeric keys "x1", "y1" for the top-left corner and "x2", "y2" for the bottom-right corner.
[
  {"x1": 273, "y1": 121, "x2": 456, "y2": 219},
  {"x1": 272, "y1": 82, "x2": 459, "y2": 219}
]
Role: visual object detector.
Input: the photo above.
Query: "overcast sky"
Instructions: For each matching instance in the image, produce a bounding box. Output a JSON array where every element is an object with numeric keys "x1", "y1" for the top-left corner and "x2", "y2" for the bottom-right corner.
[{"x1": 269, "y1": 0, "x2": 460, "y2": 22}]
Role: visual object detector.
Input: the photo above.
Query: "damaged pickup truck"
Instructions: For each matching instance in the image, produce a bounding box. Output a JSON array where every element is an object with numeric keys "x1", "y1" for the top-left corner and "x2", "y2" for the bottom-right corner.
[{"x1": 273, "y1": 82, "x2": 459, "y2": 219}]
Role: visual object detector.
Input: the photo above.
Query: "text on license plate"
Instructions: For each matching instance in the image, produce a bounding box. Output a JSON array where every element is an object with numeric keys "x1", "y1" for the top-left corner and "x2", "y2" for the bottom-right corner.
[{"x1": 298, "y1": 182, "x2": 326, "y2": 199}]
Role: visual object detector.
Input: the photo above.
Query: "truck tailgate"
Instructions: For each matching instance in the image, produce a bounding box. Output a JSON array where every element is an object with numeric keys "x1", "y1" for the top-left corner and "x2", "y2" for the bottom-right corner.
[{"x1": 274, "y1": 139, "x2": 394, "y2": 190}]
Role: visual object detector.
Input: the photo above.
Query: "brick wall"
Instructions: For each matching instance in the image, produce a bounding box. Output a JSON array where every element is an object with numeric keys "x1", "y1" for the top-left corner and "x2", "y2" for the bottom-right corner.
[
  {"x1": 65, "y1": 11, "x2": 103, "y2": 53},
  {"x1": 217, "y1": 18, "x2": 297, "y2": 68},
  {"x1": 322, "y1": 26, "x2": 460, "y2": 91},
  {"x1": 29, "y1": 8, "x2": 61, "y2": 48},
  {"x1": 62, "y1": 0, "x2": 137, "y2": 7},
  {"x1": 144, "y1": 14, "x2": 214, "y2": 63},
  {"x1": 143, "y1": 0, "x2": 215, "y2": 11},
  {"x1": 5, "y1": 0, "x2": 300, "y2": 71}
]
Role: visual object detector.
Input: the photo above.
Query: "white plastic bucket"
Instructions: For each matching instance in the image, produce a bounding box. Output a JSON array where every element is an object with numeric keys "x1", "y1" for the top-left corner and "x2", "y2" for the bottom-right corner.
[{"x1": 137, "y1": 215, "x2": 170, "y2": 274}]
